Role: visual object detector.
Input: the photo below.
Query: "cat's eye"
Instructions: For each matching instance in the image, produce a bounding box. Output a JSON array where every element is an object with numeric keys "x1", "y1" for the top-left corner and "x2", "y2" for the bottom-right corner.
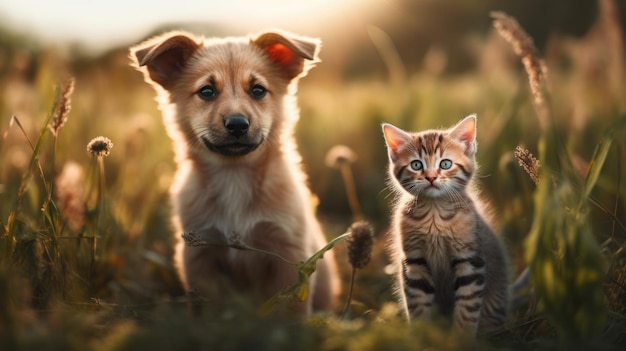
[
  {"x1": 249, "y1": 84, "x2": 267, "y2": 99},
  {"x1": 410, "y1": 160, "x2": 423, "y2": 171},
  {"x1": 197, "y1": 85, "x2": 218, "y2": 101},
  {"x1": 440, "y1": 159, "x2": 453, "y2": 170}
]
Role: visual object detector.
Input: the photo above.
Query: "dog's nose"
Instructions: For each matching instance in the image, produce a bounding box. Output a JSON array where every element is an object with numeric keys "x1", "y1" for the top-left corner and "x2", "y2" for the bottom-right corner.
[{"x1": 224, "y1": 116, "x2": 250, "y2": 137}]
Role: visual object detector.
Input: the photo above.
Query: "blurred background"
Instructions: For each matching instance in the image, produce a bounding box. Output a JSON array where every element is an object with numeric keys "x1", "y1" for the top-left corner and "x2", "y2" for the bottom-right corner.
[
  {"x1": 1, "y1": 0, "x2": 622, "y2": 226},
  {"x1": 1, "y1": 0, "x2": 625, "y2": 349}
]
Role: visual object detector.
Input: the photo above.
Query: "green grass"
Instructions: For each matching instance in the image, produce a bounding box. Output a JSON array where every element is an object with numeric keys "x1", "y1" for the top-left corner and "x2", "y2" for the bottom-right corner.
[{"x1": 1, "y1": 11, "x2": 626, "y2": 350}]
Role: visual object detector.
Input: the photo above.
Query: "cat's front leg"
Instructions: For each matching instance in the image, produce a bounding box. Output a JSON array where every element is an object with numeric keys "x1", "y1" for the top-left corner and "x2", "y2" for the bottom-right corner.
[
  {"x1": 451, "y1": 255, "x2": 486, "y2": 334},
  {"x1": 402, "y1": 255, "x2": 435, "y2": 320}
]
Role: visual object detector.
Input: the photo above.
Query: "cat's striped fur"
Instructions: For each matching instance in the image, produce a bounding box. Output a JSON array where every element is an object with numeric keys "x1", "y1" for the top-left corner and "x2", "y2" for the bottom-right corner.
[{"x1": 382, "y1": 115, "x2": 509, "y2": 335}]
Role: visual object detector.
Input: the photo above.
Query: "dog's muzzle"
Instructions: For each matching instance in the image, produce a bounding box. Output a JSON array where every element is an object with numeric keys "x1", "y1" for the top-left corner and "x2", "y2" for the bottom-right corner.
[{"x1": 201, "y1": 116, "x2": 262, "y2": 157}]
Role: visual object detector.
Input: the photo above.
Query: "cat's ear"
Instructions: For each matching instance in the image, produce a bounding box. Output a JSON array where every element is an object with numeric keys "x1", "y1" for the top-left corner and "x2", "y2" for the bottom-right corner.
[
  {"x1": 382, "y1": 123, "x2": 411, "y2": 161},
  {"x1": 450, "y1": 114, "x2": 477, "y2": 155}
]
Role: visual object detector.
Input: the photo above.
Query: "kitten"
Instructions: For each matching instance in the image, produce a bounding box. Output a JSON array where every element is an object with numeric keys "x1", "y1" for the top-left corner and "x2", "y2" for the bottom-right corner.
[{"x1": 382, "y1": 114, "x2": 509, "y2": 335}]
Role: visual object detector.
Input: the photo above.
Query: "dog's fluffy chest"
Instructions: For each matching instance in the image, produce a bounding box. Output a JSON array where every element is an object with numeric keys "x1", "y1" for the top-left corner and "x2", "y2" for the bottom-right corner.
[
  {"x1": 209, "y1": 166, "x2": 256, "y2": 218},
  {"x1": 173, "y1": 159, "x2": 301, "y2": 241}
]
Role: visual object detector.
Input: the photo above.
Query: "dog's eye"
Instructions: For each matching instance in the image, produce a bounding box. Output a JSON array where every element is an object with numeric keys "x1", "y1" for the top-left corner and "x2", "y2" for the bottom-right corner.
[
  {"x1": 197, "y1": 85, "x2": 217, "y2": 101},
  {"x1": 249, "y1": 85, "x2": 267, "y2": 99}
]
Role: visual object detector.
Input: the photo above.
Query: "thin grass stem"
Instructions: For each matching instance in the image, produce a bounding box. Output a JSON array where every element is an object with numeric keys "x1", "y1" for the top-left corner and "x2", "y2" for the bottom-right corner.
[{"x1": 342, "y1": 267, "x2": 357, "y2": 318}]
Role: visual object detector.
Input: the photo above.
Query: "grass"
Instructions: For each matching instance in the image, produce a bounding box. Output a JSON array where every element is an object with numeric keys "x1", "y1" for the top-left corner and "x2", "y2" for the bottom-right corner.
[{"x1": 1, "y1": 8, "x2": 626, "y2": 350}]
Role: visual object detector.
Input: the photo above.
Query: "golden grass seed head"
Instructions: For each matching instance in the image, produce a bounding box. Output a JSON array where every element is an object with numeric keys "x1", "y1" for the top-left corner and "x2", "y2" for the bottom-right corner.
[
  {"x1": 181, "y1": 232, "x2": 208, "y2": 247},
  {"x1": 514, "y1": 145, "x2": 541, "y2": 184},
  {"x1": 49, "y1": 77, "x2": 75, "y2": 136},
  {"x1": 491, "y1": 11, "x2": 549, "y2": 129}
]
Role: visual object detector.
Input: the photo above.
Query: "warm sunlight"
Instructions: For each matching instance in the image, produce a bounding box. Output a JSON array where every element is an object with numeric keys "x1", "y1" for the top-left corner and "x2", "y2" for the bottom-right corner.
[
  {"x1": 0, "y1": 0, "x2": 370, "y2": 50},
  {"x1": 1, "y1": 1, "x2": 624, "y2": 349}
]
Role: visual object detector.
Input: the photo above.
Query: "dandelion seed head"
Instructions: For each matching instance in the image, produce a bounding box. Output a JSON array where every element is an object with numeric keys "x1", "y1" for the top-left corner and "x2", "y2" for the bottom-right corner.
[
  {"x1": 347, "y1": 221, "x2": 374, "y2": 269},
  {"x1": 325, "y1": 145, "x2": 357, "y2": 169},
  {"x1": 87, "y1": 136, "x2": 113, "y2": 157}
]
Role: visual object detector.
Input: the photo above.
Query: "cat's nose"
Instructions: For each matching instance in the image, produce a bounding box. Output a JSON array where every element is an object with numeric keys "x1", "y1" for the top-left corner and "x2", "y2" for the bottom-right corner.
[{"x1": 425, "y1": 170, "x2": 437, "y2": 184}]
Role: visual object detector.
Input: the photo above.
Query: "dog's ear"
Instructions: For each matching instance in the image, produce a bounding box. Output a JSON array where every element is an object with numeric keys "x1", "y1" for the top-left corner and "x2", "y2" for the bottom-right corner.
[
  {"x1": 130, "y1": 31, "x2": 201, "y2": 90},
  {"x1": 253, "y1": 31, "x2": 320, "y2": 80}
]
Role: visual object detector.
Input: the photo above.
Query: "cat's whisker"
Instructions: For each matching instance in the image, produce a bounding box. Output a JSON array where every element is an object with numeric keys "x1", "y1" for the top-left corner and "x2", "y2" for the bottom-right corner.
[{"x1": 379, "y1": 184, "x2": 399, "y2": 200}]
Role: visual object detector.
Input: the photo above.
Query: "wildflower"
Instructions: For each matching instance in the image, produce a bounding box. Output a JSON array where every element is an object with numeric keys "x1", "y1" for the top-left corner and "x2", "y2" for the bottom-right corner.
[
  {"x1": 325, "y1": 145, "x2": 357, "y2": 169},
  {"x1": 346, "y1": 221, "x2": 374, "y2": 269},
  {"x1": 87, "y1": 136, "x2": 113, "y2": 157},
  {"x1": 49, "y1": 77, "x2": 75, "y2": 136},
  {"x1": 514, "y1": 145, "x2": 541, "y2": 184},
  {"x1": 325, "y1": 145, "x2": 362, "y2": 221}
]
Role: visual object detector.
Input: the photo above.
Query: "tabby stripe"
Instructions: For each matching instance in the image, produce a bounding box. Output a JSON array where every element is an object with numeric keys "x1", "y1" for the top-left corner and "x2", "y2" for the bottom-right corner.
[
  {"x1": 395, "y1": 165, "x2": 407, "y2": 181},
  {"x1": 403, "y1": 288, "x2": 418, "y2": 298},
  {"x1": 458, "y1": 312, "x2": 478, "y2": 324},
  {"x1": 453, "y1": 176, "x2": 468, "y2": 186},
  {"x1": 455, "y1": 290, "x2": 485, "y2": 301},
  {"x1": 454, "y1": 273, "x2": 485, "y2": 290},
  {"x1": 481, "y1": 299, "x2": 507, "y2": 319},
  {"x1": 404, "y1": 274, "x2": 435, "y2": 294},
  {"x1": 456, "y1": 163, "x2": 471, "y2": 177},
  {"x1": 408, "y1": 210, "x2": 429, "y2": 221},
  {"x1": 490, "y1": 306, "x2": 507, "y2": 318},
  {"x1": 451, "y1": 256, "x2": 485, "y2": 269},
  {"x1": 437, "y1": 134, "x2": 443, "y2": 155},
  {"x1": 405, "y1": 257, "x2": 428, "y2": 266},
  {"x1": 439, "y1": 211, "x2": 457, "y2": 221},
  {"x1": 407, "y1": 302, "x2": 432, "y2": 311},
  {"x1": 460, "y1": 303, "x2": 482, "y2": 313}
]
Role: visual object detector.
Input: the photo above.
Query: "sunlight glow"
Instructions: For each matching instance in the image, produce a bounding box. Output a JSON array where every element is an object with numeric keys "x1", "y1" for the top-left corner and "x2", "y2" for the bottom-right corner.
[{"x1": 0, "y1": 0, "x2": 364, "y2": 50}]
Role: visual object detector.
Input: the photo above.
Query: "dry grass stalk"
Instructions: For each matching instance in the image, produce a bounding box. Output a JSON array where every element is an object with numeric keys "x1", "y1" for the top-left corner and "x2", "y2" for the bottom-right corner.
[
  {"x1": 343, "y1": 221, "x2": 374, "y2": 317},
  {"x1": 325, "y1": 145, "x2": 363, "y2": 221},
  {"x1": 514, "y1": 146, "x2": 541, "y2": 185},
  {"x1": 49, "y1": 77, "x2": 75, "y2": 136},
  {"x1": 491, "y1": 11, "x2": 549, "y2": 130},
  {"x1": 181, "y1": 231, "x2": 208, "y2": 247}
]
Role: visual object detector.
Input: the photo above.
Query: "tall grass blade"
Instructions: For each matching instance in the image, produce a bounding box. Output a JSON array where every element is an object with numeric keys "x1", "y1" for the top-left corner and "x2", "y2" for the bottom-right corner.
[
  {"x1": 368, "y1": 25, "x2": 406, "y2": 87},
  {"x1": 2, "y1": 87, "x2": 63, "y2": 260},
  {"x1": 583, "y1": 136, "x2": 612, "y2": 200}
]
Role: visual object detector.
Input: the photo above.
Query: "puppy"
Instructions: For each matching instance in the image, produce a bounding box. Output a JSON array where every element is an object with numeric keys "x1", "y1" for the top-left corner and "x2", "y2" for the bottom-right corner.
[{"x1": 130, "y1": 30, "x2": 339, "y2": 314}]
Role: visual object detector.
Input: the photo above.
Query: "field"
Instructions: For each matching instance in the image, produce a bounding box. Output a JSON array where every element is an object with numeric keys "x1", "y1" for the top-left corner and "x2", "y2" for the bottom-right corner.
[{"x1": 1, "y1": 4, "x2": 625, "y2": 351}]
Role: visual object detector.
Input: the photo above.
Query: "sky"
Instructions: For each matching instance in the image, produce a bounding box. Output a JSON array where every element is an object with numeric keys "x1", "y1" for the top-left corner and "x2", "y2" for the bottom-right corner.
[{"x1": 0, "y1": 0, "x2": 365, "y2": 51}]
